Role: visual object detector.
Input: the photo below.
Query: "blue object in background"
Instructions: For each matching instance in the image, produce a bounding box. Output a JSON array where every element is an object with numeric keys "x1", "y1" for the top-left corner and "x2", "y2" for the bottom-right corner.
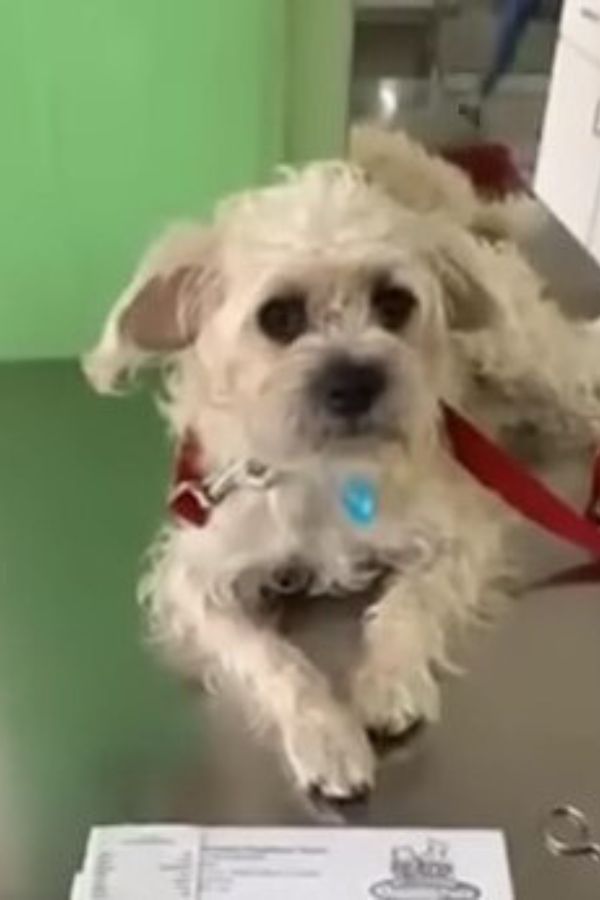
[{"x1": 482, "y1": 0, "x2": 559, "y2": 99}]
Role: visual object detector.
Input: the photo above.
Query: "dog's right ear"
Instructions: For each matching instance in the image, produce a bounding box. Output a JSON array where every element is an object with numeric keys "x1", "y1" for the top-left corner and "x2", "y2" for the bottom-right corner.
[{"x1": 84, "y1": 224, "x2": 221, "y2": 393}]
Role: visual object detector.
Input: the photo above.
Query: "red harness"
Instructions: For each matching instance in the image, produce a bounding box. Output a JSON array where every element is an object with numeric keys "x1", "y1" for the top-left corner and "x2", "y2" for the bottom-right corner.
[
  {"x1": 170, "y1": 432, "x2": 212, "y2": 527},
  {"x1": 170, "y1": 406, "x2": 600, "y2": 582}
]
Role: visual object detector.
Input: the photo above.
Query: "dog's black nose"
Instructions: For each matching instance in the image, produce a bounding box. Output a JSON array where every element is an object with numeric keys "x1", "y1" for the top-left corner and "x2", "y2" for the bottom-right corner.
[{"x1": 315, "y1": 358, "x2": 386, "y2": 418}]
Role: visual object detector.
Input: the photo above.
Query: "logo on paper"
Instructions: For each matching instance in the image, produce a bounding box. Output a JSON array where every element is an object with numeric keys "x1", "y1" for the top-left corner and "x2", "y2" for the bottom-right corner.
[{"x1": 369, "y1": 840, "x2": 481, "y2": 900}]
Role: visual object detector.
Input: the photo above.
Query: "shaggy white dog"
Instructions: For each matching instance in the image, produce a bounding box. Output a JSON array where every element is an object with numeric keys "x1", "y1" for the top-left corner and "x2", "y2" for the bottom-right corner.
[{"x1": 85, "y1": 130, "x2": 600, "y2": 800}]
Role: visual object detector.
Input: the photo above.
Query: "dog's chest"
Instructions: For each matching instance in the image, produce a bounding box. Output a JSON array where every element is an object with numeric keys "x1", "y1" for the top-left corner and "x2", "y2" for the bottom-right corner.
[{"x1": 205, "y1": 462, "x2": 446, "y2": 606}]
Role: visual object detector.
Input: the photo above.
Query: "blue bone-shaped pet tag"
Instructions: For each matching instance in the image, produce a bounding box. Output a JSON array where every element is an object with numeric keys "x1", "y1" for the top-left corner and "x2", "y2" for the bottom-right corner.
[{"x1": 340, "y1": 475, "x2": 379, "y2": 527}]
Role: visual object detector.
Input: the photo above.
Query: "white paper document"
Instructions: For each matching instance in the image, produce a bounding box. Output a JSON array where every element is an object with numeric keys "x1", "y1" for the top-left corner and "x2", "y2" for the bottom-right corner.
[{"x1": 71, "y1": 825, "x2": 514, "y2": 900}]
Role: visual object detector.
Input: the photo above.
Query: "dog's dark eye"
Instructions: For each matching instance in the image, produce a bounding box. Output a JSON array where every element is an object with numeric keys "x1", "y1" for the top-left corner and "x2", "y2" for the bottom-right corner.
[
  {"x1": 371, "y1": 279, "x2": 417, "y2": 333},
  {"x1": 258, "y1": 294, "x2": 308, "y2": 345}
]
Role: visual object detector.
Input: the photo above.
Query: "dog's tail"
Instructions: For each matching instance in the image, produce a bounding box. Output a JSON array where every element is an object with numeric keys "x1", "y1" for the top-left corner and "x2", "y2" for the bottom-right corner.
[
  {"x1": 350, "y1": 123, "x2": 478, "y2": 229},
  {"x1": 472, "y1": 194, "x2": 547, "y2": 244},
  {"x1": 350, "y1": 123, "x2": 546, "y2": 244}
]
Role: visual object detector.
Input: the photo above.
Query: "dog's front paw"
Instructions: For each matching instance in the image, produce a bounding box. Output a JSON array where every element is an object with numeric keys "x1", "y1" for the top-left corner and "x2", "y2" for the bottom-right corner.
[
  {"x1": 351, "y1": 659, "x2": 440, "y2": 738},
  {"x1": 282, "y1": 702, "x2": 375, "y2": 800}
]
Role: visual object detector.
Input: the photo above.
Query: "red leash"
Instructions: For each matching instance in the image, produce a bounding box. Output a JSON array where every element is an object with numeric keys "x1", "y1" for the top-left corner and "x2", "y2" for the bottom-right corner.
[{"x1": 443, "y1": 404, "x2": 600, "y2": 573}]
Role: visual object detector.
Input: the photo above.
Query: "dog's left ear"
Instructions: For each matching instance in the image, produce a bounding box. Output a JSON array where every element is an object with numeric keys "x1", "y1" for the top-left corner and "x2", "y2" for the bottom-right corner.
[
  {"x1": 428, "y1": 222, "x2": 503, "y2": 331},
  {"x1": 84, "y1": 224, "x2": 221, "y2": 393}
]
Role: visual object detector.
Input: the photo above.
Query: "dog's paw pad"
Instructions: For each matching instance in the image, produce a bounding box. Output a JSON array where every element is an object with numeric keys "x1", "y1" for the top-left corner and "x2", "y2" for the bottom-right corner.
[
  {"x1": 368, "y1": 718, "x2": 426, "y2": 755},
  {"x1": 308, "y1": 780, "x2": 372, "y2": 806},
  {"x1": 352, "y1": 663, "x2": 439, "y2": 737},
  {"x1": 283, "y1": 705, "x2": 375, "y2": 801}
]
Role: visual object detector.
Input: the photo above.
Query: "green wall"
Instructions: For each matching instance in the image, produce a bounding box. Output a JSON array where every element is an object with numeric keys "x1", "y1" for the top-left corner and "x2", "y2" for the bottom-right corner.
[
  {"x1": 286, "y1": 0, "x2": 353, "y2": 164},
  {"x1": 0, "y1": 0, "x2": 351, "y2": 360}
]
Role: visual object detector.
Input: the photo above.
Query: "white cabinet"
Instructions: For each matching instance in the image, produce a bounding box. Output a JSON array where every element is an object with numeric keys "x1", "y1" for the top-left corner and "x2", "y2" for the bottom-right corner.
[
  {"x1": 561, "y1": 0, "x2": 600, "y2": 60},
  {"x1": 535, "y1": 38, "x2": 600, "y2": 247},
  {"x1": 589, "y1": 196, "x2": 600, "y2": 255}
]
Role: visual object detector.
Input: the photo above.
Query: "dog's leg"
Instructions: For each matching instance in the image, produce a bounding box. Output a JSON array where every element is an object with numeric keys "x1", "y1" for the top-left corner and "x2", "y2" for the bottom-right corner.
[
  {"x1": 351, "y1": 533, "x2": 500, "y2": 737},
  {"x1": 160, "y1": 573, "x2": 375, "y2": 799},
  {"x1": 351, "y1": 577, "x2": 443, "y2": 737},
  {"x1": 202, "y1": 605, "x2": 375, "y2": 798}
]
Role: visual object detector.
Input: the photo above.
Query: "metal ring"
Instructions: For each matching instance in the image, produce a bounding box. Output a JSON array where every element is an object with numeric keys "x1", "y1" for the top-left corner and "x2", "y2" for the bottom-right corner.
[{"x1": 544, "y1": 806, "x2": 594, "y2": 858}]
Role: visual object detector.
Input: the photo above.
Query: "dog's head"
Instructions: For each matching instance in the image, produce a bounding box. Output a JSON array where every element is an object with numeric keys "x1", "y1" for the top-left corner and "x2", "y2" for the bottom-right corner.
[{"x1": 85, "y1": 163, "x2": 501, "y2": 463}]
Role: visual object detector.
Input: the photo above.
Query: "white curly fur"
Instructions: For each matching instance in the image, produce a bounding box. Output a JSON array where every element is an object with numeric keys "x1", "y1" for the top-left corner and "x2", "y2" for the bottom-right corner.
[
  {"x1": 351, "y1": 124, "x2": 545, "y2": 242},
  {"x1": 85, "y1": 129, "x2": 600, "y2": 799}
]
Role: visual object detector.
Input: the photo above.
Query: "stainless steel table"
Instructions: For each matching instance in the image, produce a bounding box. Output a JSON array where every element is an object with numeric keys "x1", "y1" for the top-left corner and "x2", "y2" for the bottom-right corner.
[{"x1": 1, "y1": 218, "x2": 599, "y2": 900}]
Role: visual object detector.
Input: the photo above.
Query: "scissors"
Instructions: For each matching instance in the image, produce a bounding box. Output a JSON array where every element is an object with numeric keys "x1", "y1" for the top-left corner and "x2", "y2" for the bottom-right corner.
[{"x1": 544, "y1": 805, "x2": 600, "y2": 862}]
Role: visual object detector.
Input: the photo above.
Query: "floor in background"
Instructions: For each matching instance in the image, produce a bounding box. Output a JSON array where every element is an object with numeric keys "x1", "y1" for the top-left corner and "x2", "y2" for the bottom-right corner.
[
  {"x1": 351, "y1": 0, "x2": 558, "y2": 174},
  {"x1": 352, "y1": 79, "x2": 547, "y2": 178}
]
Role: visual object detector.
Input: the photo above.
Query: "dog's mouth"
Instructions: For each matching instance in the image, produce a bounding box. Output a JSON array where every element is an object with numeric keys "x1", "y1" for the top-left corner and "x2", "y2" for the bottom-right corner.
[
  {"x1": 309, "y1": 412, "x2": 403, "y2": 452},
  {"x1": 327, "y1": 415, "x2": 394, "y2": 438}
]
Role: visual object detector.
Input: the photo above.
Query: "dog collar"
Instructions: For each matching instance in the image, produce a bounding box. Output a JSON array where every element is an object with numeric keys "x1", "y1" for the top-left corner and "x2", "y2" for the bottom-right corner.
[
  {"x1": 169, "y1": 414, "x2": 600, "y2": 586},
  {"x1": 169, "y1": 434, "x2": 382, "y2": 529}
]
